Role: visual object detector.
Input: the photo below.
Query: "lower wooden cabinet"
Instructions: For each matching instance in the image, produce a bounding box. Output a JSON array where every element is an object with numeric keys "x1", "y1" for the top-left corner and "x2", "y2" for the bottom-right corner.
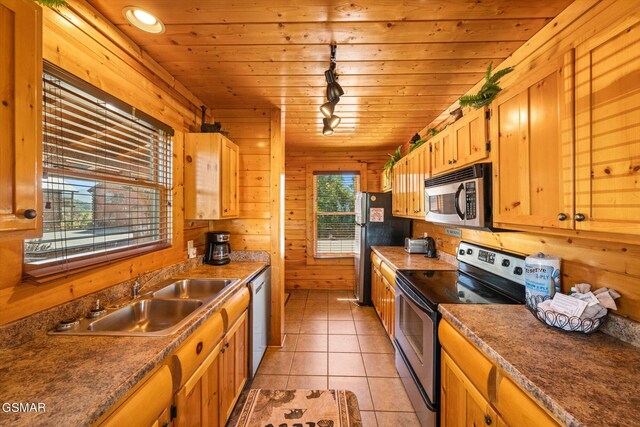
[
  {"x1": 439, "y1": 320, "x2": 560, "y2": 427},
  {"x1": 441, "y1": 351, "x2": 501, "y2": 427},
  {"x1": 219, "y1": 311, "x2": 248, "y2": 424},
  {"x1": 371, "y1": 255, "x2": 396, "y2": 340},
  {"x1": 100, "y1": 365, "x2": 173, "y2": 427}
]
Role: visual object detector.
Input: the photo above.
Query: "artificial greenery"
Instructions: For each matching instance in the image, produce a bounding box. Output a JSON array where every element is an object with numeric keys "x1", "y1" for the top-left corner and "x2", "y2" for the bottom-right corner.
[
  {"x1": 383, "y1": 145, "x2": 402, "y2": 177},
  {"x1": 426, "y1": 128, "x2": 439, "y2": 137},
  {"x1": 409, "y1": 138, "x2": 426, "y2": 153},
  {"x1": 34, "y1": 0, "x2": 68, "y2": 8},
  {"x1": 459, "y1": 62, "x2": 514, "y2": 109}
]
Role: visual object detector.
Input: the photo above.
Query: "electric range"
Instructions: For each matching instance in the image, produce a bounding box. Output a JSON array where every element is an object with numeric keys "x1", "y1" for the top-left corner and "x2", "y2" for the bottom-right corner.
[{"x1": 394, "y1": 242, "x2": 526, "y2": 427}]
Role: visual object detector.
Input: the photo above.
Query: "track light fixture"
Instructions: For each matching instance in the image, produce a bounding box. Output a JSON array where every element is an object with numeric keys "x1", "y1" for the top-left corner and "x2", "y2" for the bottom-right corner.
[{"x1": 320, "y1": 44, "x2": 343, "y2": 135}]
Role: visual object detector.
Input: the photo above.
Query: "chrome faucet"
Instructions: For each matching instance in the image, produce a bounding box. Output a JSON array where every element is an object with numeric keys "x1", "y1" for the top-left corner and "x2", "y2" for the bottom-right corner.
[{"x1": 132, "y1": 278, "x2": 142, "y2": 299}]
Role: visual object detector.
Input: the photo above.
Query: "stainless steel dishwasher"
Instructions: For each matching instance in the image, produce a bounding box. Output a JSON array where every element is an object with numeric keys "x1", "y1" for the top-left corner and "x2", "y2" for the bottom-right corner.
[{"x1": 248, "y1": 267, "x2": 270, "y2": 377}]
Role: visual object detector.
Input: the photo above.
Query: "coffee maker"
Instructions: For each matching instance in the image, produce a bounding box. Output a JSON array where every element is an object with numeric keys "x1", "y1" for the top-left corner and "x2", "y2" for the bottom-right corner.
[{"x1": 204, "y1": 231, "x2": 231, "y2": 265}]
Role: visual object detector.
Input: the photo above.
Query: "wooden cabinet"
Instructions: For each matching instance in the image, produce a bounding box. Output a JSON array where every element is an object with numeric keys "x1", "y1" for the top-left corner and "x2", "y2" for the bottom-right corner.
[
  {"x1": 381, "y1": 169, "x2": 392, "y2": 192},
  {"x1": 0, "y1": 0, "x2": 42, "y2": 236},
  {"x1": 100, "y1": 365, "x2": 174, "y2": 427},
  {"x1": 492, "y1": 53, "x2": 574, "y2": 230},
  {"x1": 391, "y1": 143, "x2": 429, "y2": 219},
  {"x1": 372, "y1": 259, "x2": 396, "y2": 340},
  {"x1": 574, "y1": 22, "x2": 640, "y2": 236},
  {"x1": 391, "y1": 158, "x2": 407, "y2": 216},
  {"x1": 430, "y1": 108, "x2": 489, "y2": 177},
  {"x1": 174, "y1": 288, "x2": 249, "y2": 427},
  {"x1": 184, "y1": 133, "x2": 239, "y2": 220},
  {"x1": 439, "y1": 320, "x2": 560, "y2": 427},
  {"x1": 441, "y1": 351, "x2": 499, "y2": 427}
]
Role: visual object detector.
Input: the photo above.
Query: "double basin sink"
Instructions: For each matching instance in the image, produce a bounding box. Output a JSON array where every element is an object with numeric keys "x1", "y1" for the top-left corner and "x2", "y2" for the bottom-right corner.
[{"x1": 50, "y1": 278, "x2": 240, "y2": 337}]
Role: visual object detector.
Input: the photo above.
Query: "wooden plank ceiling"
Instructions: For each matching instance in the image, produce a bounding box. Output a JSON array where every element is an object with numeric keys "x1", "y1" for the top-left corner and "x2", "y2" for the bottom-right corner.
[{"x1": 86, "y1": 0, "x2": 574, "y2": 149}]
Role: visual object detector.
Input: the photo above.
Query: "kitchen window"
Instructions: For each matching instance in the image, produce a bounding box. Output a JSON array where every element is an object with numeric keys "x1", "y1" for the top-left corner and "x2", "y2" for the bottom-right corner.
[
  {"x1": 312, "y1": 172, "x2": 360, "y2": 257},
  {"x1": 24, "y1": 64, "x2": 173, "y2": 278}
]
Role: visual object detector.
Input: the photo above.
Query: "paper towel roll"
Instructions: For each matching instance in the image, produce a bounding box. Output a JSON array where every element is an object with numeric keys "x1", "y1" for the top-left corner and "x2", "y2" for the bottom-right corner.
[{"x1": 525, "y1": 253, "x2": 561, "y2": 300}]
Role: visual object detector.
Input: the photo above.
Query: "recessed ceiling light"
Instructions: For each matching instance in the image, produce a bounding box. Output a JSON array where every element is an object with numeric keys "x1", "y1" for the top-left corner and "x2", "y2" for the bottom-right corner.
[{"x1": 123, "y1": 6, "x2": 165, "y2": 34}]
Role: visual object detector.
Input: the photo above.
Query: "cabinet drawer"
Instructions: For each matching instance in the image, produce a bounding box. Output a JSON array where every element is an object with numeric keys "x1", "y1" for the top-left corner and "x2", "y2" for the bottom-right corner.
[
  {"x1": 173, "y1": 312, "x2": 224, "y2": 386},
  {"x1": 439, "y1": 320, "x2": 494, "y2": 400},
  {"x1": 221, "y1": 287, "x2": 250, "y2": 331},
  {"x1": 496, "y1": 375, "x2": 560, "y2": 427},
  {"x1": 100, "y1": 365, "x2": 172, "y2": 427},
  {"x1": 371, "y1": 252, "x2": 382, "y2": 270},
  {"x1": 380, "y1": 261, "x2": 396, "y2": 288}
]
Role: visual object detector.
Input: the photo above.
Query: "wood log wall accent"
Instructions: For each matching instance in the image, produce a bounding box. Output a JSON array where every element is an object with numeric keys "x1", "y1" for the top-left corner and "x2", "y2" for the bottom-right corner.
[{"x1": 284, "y1": 149, "x2": 387, "y2": 290}]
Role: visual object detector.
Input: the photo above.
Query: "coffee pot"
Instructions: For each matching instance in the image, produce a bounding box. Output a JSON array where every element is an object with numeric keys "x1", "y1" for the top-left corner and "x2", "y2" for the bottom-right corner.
[{"x1": 204, "y1": 231, "x2": 231, "y2": 265}]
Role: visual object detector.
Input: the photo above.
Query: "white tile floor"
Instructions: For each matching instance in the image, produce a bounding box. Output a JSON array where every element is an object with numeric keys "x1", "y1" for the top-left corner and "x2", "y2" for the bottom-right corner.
[{"x1": 249, "y1": 289, "x2": 420, "y2": 426}]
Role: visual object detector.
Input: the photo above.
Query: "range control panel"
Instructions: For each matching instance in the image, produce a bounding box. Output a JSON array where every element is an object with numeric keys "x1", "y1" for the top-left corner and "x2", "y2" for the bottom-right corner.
[{"x1": 456, "y1": 242, "x2": 526, "y2": 286}]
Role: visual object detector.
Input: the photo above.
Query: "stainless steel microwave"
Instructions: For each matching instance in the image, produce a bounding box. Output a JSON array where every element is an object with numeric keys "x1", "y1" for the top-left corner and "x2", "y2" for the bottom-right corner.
[{"x1": 424, "y1": 163, "x2": 493, "y2": 229}]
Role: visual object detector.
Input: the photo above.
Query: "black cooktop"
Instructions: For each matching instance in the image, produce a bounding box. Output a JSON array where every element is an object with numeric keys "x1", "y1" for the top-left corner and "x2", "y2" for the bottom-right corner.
[{"x1": 396, "y1": 267, "x2": 523, "y2": 312}]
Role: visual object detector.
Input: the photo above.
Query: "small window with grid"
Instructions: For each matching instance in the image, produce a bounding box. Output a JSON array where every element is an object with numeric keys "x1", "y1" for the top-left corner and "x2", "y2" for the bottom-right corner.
[
  {"x1": 24, "y1": 65, "x2": 173, "y2": 278},
  {"x1": 313, "y1": 173, "x2": 360, "y2": 257}
]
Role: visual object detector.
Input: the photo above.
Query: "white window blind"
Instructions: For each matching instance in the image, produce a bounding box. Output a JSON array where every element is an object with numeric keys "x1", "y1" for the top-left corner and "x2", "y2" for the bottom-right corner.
[
  {"x1": 24, "y1": 65, "x2": 173, "y2": 278},
  {"x1": 313, "y1": 173, "x2": 360, "y2": 256}
]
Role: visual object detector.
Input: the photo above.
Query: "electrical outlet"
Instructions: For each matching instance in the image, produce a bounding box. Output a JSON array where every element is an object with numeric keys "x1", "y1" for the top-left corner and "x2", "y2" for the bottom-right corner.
[
  {"x1": 423, "y1": 232, "x2": 429, "y2": 238},
  {"x1": 187, "y1": 240, "x2": 194, "y2": 251}
]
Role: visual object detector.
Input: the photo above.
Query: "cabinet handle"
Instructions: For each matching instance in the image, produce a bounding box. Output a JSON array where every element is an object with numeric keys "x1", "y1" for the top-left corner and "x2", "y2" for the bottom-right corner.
[
  {"x1": 196, "y1": 341, "x2": 203, "y2": 355},
  {"x1": 448, "y1": 160, "x2": 453, "y2": 165},
  {"x1": 575, "y1": 213, "x2": 586, "y2": 222},
  {"x1": 452, "y1": 159, "x2": 457, "y2": 164},
  {"x1": 557, "y1": 213, "x2": 567, "y2": 221},
  {"x1": 484, "y1": 415, "x2": 492, "y2": 425},
  {"x1": 224, "y1": 208, "x2": 228, "y2": 213},
  {"x1": 23, "y1": 209, "x2": 38, "y2": 219}
]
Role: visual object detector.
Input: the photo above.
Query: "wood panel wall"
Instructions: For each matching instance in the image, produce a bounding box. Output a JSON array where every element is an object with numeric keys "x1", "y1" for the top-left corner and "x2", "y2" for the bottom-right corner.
[
  {"x1": 208, "y1": 109, "x2": 273, "y2": 251},
  {"x1": 284, "y1": 149, "x2": 387, "y2": 290},
  {"x1": 0, "y1": 3, "x2": 207, "y2": 326}
]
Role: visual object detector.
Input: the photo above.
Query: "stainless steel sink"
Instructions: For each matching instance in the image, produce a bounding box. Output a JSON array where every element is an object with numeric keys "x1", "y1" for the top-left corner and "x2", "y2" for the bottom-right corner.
[
  {"x1": 48, "y1": 276, "x2": 242, "y2": 336},
  {"x1": 152, "y1": 278, "x2": 239, "y2": 299},
  {"x1": 87, "y1": 299, "x2": 203, "y2": 334}
]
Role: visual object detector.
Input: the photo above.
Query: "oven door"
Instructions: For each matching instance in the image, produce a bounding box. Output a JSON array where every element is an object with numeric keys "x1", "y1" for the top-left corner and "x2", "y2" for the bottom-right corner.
[
  {"x1": 424, "y1": 181, "x2": 466, "y2": 226},
  {"x1": 394, "y1": 279, "x2": 437, "y2": 404}
]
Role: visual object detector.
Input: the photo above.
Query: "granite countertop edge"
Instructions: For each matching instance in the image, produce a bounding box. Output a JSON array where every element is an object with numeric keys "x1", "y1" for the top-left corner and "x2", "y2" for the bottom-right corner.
[
  {"x1": 0, "y1": 261, "x2": 267, "y2": 427},
  {"x1": 438, "y1": 305, "x2": 582, "y2": 427}
]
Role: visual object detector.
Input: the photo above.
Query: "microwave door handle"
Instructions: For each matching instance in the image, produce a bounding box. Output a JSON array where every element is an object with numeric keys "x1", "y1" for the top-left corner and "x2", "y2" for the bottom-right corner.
[{"x1": 454, "y1": 183, "x2": 465, "y2": 220}]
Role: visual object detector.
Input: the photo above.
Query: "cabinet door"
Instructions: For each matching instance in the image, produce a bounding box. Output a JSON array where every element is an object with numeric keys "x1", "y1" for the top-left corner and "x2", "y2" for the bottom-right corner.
[
  {"x1": 441, "y1": 351, "x2": 498, "y2": 427},
  {"x1": 492, "y1": 53, "x2": 574, "y2": 229},
  {"x1": 392, "y1": 162, "x2": 402, "y2": 215},
  {"x1": 221, "y1": 138, "x2": 239, "y2": 218},
  {"x1": 219, "y1": 311, "x2": 248, "y2": 425},
  {"x1": 0, "y1": 0, "x2": 41, "y2": 235},
  {"x1": 575, "y1": 22, "x2": 640, "y2": 235},
  {"x1": 453, "y1": 107, "x2": 489, "y2": 168},
  {"x1": 174, "y1": 345, "x2": 222, "y2": 427},
  {"x1": 431, "y1": 128, "x2": 453, "y2": 176},
  {"x1": 387, "y1": 284, "x2": 395, "y2": 341}
]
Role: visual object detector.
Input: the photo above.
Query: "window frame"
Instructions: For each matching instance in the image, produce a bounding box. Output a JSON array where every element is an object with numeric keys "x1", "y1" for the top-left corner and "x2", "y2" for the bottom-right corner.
[
  {"x1": 23, "y1": 63, "x2": 174, "y2": 280},
  {"x1": 305, "y1": 162, "x2": 368, "y2": 264}
]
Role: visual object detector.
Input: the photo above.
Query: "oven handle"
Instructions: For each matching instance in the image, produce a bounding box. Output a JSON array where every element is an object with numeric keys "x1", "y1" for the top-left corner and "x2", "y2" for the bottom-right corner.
[
  {"x1": 454, "y1": 183, "x2": 465, "y2": 220},
  {"x1": 396, "y1": 277, "x2": 436, "y2": 317}
]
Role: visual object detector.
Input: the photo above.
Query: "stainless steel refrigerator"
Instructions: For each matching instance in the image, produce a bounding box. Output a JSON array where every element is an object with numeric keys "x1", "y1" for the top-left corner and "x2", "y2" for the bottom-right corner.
[{"x1": 354, "y1": 192, "x2": 411, "y2": 305}]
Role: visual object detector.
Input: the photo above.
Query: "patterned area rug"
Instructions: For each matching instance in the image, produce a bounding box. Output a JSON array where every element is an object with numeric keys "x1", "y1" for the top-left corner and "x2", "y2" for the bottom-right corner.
[{"x1": 233, "y1": 389, "x2": 362, "y2": 427}]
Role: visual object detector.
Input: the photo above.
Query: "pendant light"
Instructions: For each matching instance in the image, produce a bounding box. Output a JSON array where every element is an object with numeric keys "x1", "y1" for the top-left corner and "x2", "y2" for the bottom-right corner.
[
  {"x1": 320, "y1": 44, "x2": 343, "y2": 136},
  {"x1": 320, "y1": 98, "x2": 338, "y2": 118},
  {"x1": 322, "y1": 118, "x2": 334, "y2": 136}
]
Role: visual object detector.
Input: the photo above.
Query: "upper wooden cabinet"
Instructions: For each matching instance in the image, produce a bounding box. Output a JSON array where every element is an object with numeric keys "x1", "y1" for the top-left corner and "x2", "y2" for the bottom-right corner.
[
  {"x1": 184, "y1": 133, "x2": 239, "y2": 220},
  {"x1": 430, "y1": 107, "x2": 489, "y2": 177},
  {"x1": 492, "y1": 53, "x2": 574, "y2": 230},
  {"x1": 574, "y1": 22, "x2": 640, "y2": 236},
  {"x1": 392, "y1": 143, "x2": 429, "y2": 219},
  {"x1": 0, "y1": 0, "x2": 42, "y2": 236},
  {"x1": 381, "y1": 170, "x2": 392, "y2": 193}
]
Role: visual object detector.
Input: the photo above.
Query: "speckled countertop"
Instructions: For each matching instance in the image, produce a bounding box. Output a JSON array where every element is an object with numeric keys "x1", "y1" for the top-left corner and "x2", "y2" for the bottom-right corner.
[
  {"x1": 439, "y1": 304, "x2": 640, "y2": 427},
  {"x1": 0, "y1": 261, "x2": 267, "y2": 427},
  {"x1": 371, "y1": 246, "x2": 457, "y2": 271}
]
